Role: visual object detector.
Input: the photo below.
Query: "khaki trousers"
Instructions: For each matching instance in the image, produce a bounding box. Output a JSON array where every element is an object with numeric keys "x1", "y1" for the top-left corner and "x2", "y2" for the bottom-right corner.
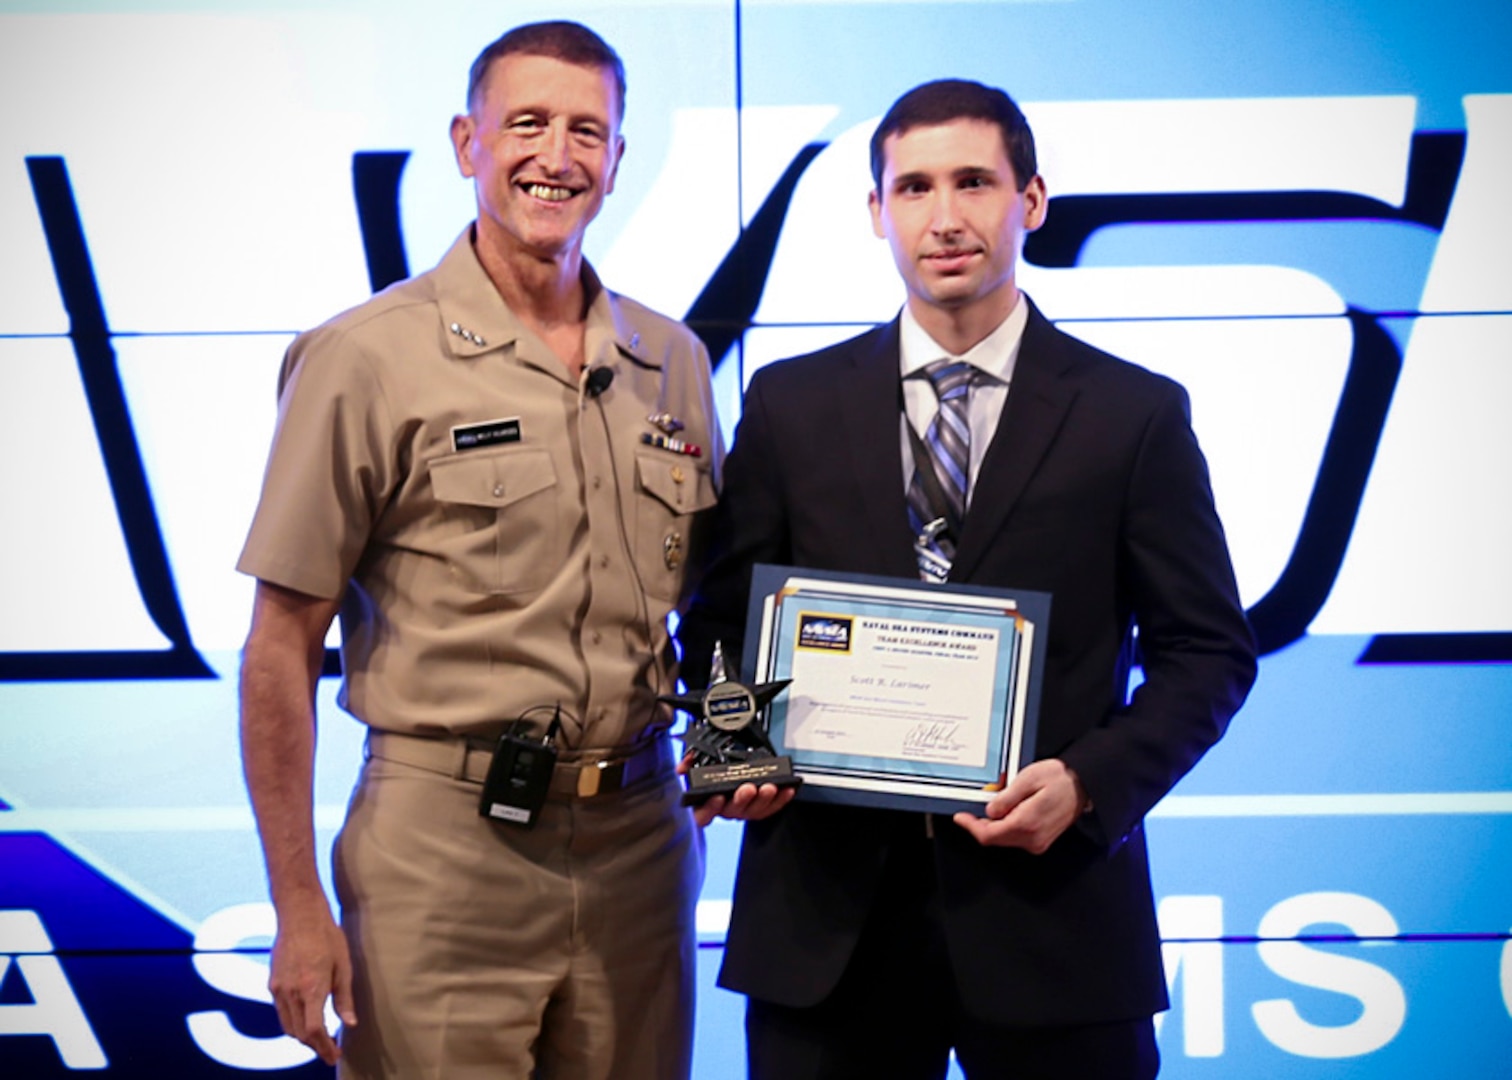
[{"x1": 332, "y1": 748, "x2": 702, "y2": 1079}]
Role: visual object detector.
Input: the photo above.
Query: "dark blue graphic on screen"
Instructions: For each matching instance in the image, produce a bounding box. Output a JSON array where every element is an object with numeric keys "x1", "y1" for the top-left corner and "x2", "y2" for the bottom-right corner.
[{"x1": 0, "y1": 821, "x2": 330, "y2": 1077}]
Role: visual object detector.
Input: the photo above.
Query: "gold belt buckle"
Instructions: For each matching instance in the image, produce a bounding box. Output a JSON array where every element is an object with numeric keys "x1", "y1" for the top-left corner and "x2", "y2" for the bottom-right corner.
[
  {"x1": 577, "y1": 761, "x2": 603, "y2": 797},
  {"x1": 577, "y1": 758, "x2": 626, "y2": 797}
]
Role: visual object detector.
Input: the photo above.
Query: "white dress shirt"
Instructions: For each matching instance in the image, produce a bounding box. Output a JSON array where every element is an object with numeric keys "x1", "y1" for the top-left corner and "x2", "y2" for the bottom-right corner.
[{"x1": 899, "y1": 296, "x2": 1029, "y2": 509}]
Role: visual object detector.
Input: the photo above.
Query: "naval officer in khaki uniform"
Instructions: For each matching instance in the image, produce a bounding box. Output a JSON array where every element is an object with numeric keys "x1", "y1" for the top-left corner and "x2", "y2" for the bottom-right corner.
[{"x1": 237, "y1": 21, "x2": 721, "y2": 1079}]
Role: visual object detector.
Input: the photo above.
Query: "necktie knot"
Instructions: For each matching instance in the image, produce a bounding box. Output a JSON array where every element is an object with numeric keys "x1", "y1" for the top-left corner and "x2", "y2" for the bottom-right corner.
[{"x1": 923, "y1": 359, "x2": 975, "y2": 402}]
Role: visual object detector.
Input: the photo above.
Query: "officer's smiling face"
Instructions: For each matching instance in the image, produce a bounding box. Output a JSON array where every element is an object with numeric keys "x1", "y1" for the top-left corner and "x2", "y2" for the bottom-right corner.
[{"x1": 452, "y1": 52, "x2": 624, "y2": 265}]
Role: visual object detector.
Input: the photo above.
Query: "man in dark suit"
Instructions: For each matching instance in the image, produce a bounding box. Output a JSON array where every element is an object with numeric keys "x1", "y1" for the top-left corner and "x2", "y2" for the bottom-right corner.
[{"x1": 677, "y1": 79, "x2": 1257, "y2": 1078}]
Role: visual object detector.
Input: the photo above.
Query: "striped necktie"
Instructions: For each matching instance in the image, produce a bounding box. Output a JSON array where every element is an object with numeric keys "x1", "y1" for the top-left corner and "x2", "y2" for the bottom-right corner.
[{"x1": 906, "y1": 359, "x2": 975, "y2": 554}]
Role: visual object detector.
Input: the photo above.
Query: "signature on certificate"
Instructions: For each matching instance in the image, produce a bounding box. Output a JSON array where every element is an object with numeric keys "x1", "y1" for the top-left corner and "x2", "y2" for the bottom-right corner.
[{"x1": 901, "y1": 720, "x2": 967, "y2": 757}]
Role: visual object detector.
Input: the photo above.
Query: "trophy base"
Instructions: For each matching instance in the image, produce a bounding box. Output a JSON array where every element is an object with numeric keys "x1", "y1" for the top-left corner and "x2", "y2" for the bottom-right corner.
[{"x1": 681, "y1": 756, "x2": 803, "y2": 806}]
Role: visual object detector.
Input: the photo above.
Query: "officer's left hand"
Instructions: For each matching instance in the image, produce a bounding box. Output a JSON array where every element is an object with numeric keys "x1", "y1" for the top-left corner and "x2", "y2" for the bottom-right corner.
[
  {"x1": 677, "y1": 752, "x2": 797, "y2": 827},
  {"x1": 953, "y1": 758, "x2": 1086, "y2": 853}
]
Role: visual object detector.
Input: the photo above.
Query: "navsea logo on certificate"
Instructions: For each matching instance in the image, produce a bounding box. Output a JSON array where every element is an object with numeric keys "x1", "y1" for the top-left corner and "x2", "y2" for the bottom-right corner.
[{"x1": 796, "y1": 613, "x2": 853, "y2": 653}]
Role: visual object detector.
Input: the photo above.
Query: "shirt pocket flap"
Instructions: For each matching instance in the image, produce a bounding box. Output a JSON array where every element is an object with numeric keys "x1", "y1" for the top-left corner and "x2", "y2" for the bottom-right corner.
[
  {"x1": 430, "y1": 449, "x2": 557, "y2": 510},
  {"x1": 636, "y1": 453, "x2": 717, "y2": 515}
]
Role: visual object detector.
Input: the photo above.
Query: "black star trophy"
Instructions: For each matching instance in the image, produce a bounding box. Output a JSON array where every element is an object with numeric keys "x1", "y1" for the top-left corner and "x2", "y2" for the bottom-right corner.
[{"x1": 661, "y1": 642, "x2": 802, "y2": 806}]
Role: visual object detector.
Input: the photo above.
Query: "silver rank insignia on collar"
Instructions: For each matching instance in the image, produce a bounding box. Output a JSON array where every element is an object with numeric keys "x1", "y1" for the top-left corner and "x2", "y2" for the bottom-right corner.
[{"x1": 448, "y1": 322, "x2": 487, "y2": 347}]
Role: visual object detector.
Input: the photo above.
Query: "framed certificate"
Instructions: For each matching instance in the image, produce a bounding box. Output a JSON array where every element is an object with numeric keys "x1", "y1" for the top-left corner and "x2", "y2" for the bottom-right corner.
[{"x1": 741, "y1": 564, "x2": 1051, "y2": 815}]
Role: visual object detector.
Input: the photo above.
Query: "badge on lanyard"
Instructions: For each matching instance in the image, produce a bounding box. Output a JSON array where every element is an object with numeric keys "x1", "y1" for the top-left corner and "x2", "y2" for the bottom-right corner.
[{"x1": 914, "y1": 517, "x2": 954, "y2": 584}]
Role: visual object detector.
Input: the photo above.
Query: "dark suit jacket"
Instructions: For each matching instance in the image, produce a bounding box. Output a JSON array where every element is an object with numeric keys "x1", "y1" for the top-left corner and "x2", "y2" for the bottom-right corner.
[{"x1": 679, "y1": 299, "x2": 1257, "y2": 1026}]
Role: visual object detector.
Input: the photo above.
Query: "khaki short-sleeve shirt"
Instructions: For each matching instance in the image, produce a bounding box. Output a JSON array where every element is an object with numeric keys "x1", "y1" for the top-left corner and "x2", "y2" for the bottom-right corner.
[{"x1": 238, "y1": 229, "x2": 722, "y2": 748}]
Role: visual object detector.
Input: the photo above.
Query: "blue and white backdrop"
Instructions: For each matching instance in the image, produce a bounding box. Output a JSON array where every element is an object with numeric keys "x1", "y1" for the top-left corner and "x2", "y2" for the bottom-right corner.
[{"x1": 1, "y1": 1, "x2": 1509, "y2": 1076}]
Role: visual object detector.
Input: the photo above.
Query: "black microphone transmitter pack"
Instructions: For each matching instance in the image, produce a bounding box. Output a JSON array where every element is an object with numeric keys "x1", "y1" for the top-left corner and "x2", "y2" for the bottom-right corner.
[{"x1": 478, "y1": 731, "x2": 558, "y2": 827}]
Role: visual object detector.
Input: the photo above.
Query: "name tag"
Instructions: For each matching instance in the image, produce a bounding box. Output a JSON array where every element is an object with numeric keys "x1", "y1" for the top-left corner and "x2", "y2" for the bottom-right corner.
[{"x1": 451, "y1": 417, "x2": 521, "y2": 452}]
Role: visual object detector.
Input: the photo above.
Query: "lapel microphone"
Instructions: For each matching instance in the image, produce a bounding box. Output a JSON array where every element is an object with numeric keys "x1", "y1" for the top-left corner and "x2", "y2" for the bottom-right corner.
[{"x1": 584, "y1": 366, "x2": 615, "y2": 398}]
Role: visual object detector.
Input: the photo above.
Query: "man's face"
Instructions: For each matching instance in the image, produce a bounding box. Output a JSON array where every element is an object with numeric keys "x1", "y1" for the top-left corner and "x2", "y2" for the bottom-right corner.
[
  {"x1": 451, "y1": 52, "x2": 624, "y2": 262},
  {"x1": 869, "y1": 118, "x2": 1046, "y2": 322}
]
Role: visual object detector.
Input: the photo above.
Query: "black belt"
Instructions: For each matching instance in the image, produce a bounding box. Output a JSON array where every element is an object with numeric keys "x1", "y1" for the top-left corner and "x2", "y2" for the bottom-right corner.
[{"x1": 365, "y1": 730, "x2": 675, "y2": 798}]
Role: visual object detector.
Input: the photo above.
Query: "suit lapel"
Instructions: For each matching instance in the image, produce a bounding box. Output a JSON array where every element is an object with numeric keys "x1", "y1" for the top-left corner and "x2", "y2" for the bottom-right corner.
[
  {"x1": 839, "y1": 321, "x2": 919, "y2": 578},
  {"x1": 951, "y1": 301, "x2": 1080, "y2": 580}
]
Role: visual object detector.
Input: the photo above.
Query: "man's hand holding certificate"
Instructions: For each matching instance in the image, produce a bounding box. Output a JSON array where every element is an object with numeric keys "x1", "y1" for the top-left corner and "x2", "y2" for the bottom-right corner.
[{"x1": 953, "y1": 757, "x2": 1089, "y2": 853}]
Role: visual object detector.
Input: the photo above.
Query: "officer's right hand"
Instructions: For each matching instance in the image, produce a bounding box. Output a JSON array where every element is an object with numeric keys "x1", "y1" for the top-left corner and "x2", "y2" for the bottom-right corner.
[{"x1": 268, "y1": 901, "x2": 357, "y2": 1066}]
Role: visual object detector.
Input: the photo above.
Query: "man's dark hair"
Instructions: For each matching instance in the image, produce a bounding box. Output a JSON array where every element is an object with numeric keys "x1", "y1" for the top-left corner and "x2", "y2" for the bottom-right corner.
[
  {"x1": 466, "y1": 20, "x2": 626, "y2": 118},
  {"x1": 869, "y1": 78, "x2": 1037, "y2": 192}
]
